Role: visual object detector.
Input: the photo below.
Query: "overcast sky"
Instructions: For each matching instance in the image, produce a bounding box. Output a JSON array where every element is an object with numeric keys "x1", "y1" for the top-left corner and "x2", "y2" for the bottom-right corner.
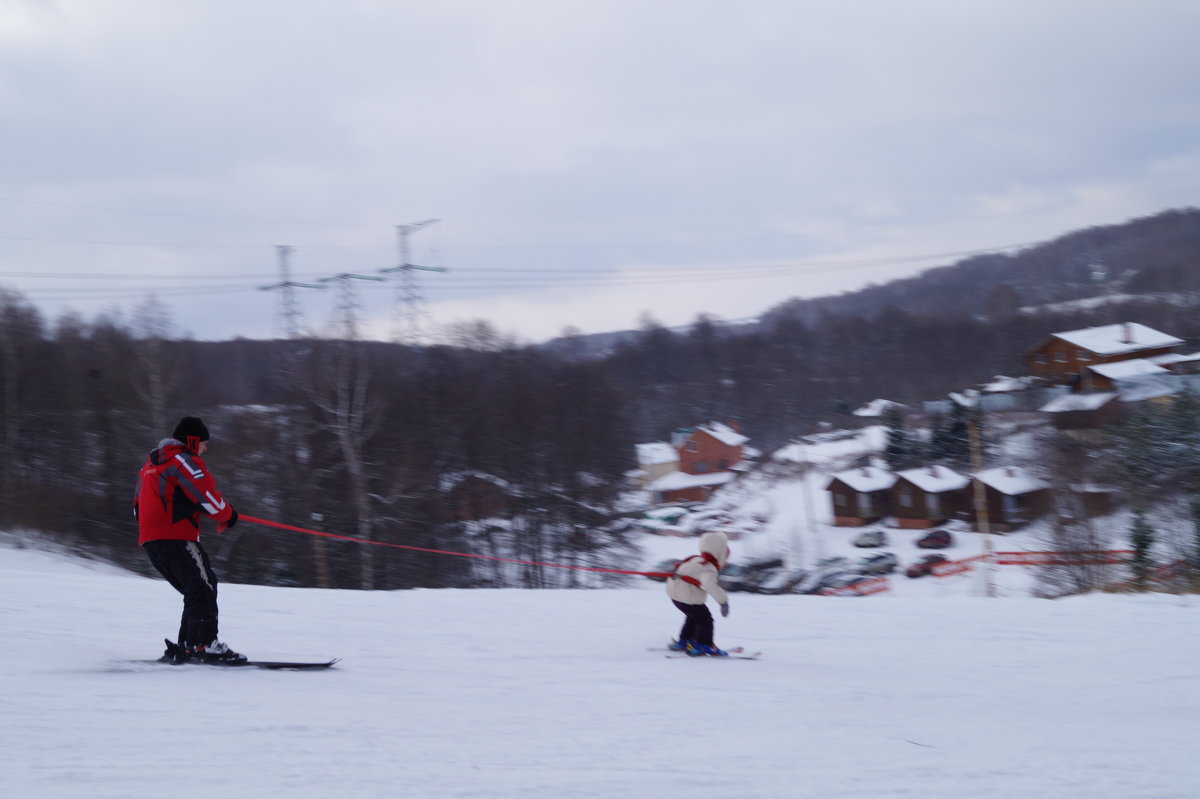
[{"x1": 2, "y1": 0, "x2": 1198, "y2": 344}]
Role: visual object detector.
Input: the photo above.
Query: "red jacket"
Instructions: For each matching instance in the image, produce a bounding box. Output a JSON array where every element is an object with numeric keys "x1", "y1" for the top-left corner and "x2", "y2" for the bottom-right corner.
[{"x1": 134, "y1": 439, "x2": 235, "y2": 545}]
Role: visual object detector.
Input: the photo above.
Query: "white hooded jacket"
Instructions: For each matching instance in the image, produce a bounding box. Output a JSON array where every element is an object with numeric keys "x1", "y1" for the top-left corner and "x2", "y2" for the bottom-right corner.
[{"x1": 665, "y1": 531, "x2": 731, "y2": 606}]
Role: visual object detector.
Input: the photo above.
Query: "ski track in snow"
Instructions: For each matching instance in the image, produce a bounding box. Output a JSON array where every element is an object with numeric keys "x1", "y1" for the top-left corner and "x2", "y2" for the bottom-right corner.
[{"x1": 1, "y1": 545, "x2": 1198, "y2": 799}]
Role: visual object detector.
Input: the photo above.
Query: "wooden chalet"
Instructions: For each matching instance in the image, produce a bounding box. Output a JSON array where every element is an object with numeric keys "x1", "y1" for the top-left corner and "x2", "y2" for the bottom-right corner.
[
  {"x1": 826, "y1": 466, "x2": 895, "y2": 526},
  {"x1": 1027, "y1": 322, "x2": 1182, "y2": 387},
  {"x1": 1039, "y1": 391, "x2": 1120, "y2": 437},
  {"x1": 632, "y1": 441, "x2": 679, "y2": 488},
  {"x1": 646, "y1": 420, "x2": 750, "y2": 504},
  {"x1": 436, "y1": 472, "x2": 516, "y2": 523},
  {"x1": 972, "y1": 466, "x2": 1052, "y2": 532},
  {"x1": 890, "y1": 465, "x2": 971, "y2": 529}
]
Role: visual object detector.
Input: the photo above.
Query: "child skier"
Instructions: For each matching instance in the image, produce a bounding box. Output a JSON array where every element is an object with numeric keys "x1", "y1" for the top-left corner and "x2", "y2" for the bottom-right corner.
[{"x1": 665, "y1": 530, "x2": 732, "y2": 656}]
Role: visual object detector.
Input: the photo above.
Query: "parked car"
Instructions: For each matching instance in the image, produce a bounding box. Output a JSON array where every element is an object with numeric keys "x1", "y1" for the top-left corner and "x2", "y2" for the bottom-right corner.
[
  {"x1": 814, "y1": 556, "x2": 851, "y2": 571},
  {"x1": 816, "y1": 573, "x2": 874, "y2": 594},
  {"x1": 853, "y1": 529, "x2": 888, "y2": 548},
  {"x1": 906, "y1": 554, "x2": 949, "y2": 578},
  {"x1": 644, "y1": 558, "x2": 680, "y2": 581},
  {"x1": 737, "y1": 557, "x2": 786, "y2": 593},
  {"x1": 800, "y1": 570, "x2": 858, "y2": 594},
  {"x1": 718, "y1": 563, "x2": 750, "y2": 591},
  {"x1": 717, "y1": 557, "x2": 784, "y2": 593},
  {"x1": 916, "y1": 529, "x2": 954, "y2": 549},
  {"x1": 854, "y1": 552, "x2": 898, "y2": 575},
  {"x1": 754, "y1": 567, "x2": 810, "y2": 595}
]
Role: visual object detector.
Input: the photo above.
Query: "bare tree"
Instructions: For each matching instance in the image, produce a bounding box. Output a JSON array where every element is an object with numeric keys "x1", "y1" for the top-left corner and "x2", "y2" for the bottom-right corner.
[{"x1": 131, "y1": 295, "x2": 183, "y2": 436}]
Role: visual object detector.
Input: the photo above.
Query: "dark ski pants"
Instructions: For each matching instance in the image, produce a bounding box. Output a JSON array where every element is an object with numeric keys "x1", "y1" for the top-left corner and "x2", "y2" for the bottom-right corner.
[
  {"x1": 143, "y1": 539, "x2": 220, "y2": 649},
  {"x1": 673, "y1": 599, "x2": 715, "y2": 646}
]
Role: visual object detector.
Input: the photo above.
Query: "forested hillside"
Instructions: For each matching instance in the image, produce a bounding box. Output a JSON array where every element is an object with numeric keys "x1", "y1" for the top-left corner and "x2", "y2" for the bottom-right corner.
[{"x1": 2, "y1": 207, "x2": 1198, "y2": 589}]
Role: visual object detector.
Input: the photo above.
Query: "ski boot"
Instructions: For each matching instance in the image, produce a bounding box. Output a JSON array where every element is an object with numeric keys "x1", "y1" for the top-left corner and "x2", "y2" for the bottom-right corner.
[
  {"x1": 667, "y1": 638, "x2": 694, "y2": 652},
  {"x1": 158, "y1": 639, "x2": 191, "y2": 665},
  {"x1": 686, "y1": 643, "x2": 729, "y2": 657},
  {"x1": 188, "y1": 640, "x2": 248, "y2": 664}
]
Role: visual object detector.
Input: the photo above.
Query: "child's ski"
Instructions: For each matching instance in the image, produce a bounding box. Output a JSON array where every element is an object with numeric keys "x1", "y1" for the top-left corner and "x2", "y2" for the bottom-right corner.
[
  {"x1": 648, "y1": 645, "x2": 745, "y2": 654},
  {"x1": 665, "y1": 651, "x2": 761, "y2": 660}
]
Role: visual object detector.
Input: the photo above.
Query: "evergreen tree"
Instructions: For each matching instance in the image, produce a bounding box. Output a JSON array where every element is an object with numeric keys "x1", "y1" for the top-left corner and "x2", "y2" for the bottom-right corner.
[
  {"x1": 929, "y1": 403, "x2": 972, "y2": 468},
  {"x1": 1191, "y1": 496, "x2": 1200, "y2": 571},
  {"x1": 1130, "y1": 507, "x2": 1155, "y2": 589},
  {"x1": 1110, "y1": 406, "x2": 1171, "y2": 502},
  {"x1": 882, "y1": 406, "x2": 912, "y2": 470},
  {"x1": 1166, "y1": 390, "x2": 1200, "y2": 490}
]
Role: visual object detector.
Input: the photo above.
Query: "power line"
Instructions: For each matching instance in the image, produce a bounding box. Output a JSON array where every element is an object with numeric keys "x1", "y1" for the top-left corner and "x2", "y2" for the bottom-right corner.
[
  {"x1": 0, "y1": 196, "x2": 368, "y2": 227},
  {"x1": 259, "y1": 245, "x2": 326, "y2": 339},
  {"x1": 0, "y1": 239, "x2": 1035, "y2": 284},
  {"x1": 379, "y1": 219, "x2": 445, "y2": 344}
]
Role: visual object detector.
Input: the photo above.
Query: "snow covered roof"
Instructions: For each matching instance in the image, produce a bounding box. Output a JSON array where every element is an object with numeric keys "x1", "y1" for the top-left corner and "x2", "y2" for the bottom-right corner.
[
  {"x1": 974, "y1": 466, "x2": 1050, "y2": 496},
  {"x1": 696, "y1": 421, "x2": 749, "y2": 446},
  {"x1": 1087, "y1": 359, "x2": 1168, "y2": 380},
  {"x1": 852, "y1": 398, "x2": 905, "y2": 417},
  {"x1": 437, "y1": 471, "x2": 515, "y2": 493},
  {"x1": 1039, "y1": 392, "x2": 1117, "y2": 413},
  {"x1": 647, "y1": 470, "x2": 735, "y2": 492},
  {"x1": 636, "y1": 442, "x2": 678, "y2": 466},
  {"x1": 1051, "y1": 322, "x2": 1182, "y2": 356},
  {"x1": 1115, "y1": 375, "x2": 1179, "y2": 403},
  {"x1": 896, "y1": 465, "x2": 970, "y2": 493},
  {"x1": 827, "y1": 466, "x2": 895, "y2": 493},
  {"x1": 979, "y1": 375, "x2": 1040, "y2": 393},
  {"x1": 1148, "y1": 351, "x2": 1200, "y2": 367}
]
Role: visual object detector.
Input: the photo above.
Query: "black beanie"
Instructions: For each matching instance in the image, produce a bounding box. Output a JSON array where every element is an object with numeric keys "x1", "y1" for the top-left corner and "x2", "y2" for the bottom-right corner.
[{"x1": 172, "y1": 416, "x2": 210, "y2": 448}]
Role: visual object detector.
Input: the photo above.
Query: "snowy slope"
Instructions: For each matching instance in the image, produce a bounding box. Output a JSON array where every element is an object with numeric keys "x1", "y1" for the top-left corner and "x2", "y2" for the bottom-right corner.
[{"x1": 2, "y1": 544, "x2": 1198, "y2": 799}]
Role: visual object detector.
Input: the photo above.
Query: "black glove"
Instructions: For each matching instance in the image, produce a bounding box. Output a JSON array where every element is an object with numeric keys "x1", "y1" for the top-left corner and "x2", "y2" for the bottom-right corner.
[
  {"x1": 225, "y1": 508, "x2": 238, "y2": 529},
  {"x1": 720, "y1": 602, "x2": 730, "y2": 618}
]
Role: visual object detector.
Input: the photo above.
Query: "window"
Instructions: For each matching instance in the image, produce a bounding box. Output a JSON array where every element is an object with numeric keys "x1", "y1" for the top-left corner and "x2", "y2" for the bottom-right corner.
[
  {"x1": 693, "y1": 461, "x2": 709, "y2": 473},
  {"x1": 898, "y1": 490, "x2": 913, "y2": 508},
  {"x1": 1078, "y1": 350, "x2": 1091, "y2": 362},
  {"x1": 686, "y1": 441, "x2": 699, "y2": 453},
  {"x1": 834, "y1": 494, "x2": 847, "y2": 507},
  {"x1": 1054, "y1": 352, "x2": 1068, "y2": 363},
  {"x1": 1036, "y1": 353, "x2": 1048, "y2": 364}
]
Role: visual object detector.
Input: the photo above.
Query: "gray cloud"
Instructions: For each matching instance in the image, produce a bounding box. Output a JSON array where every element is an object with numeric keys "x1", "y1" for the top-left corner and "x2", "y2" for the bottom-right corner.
[{"x1": 1, "y1": 0, "x2": 1198, "y2": 342}]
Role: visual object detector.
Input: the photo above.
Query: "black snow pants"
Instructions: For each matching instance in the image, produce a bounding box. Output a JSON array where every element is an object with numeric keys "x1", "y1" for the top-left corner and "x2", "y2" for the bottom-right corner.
[
  {"x1": 673, "y1": 599, "x2": 715, "y2": 646},
  {"x1": 143, "y1": 539, "x2": 220, "y2": 649}
]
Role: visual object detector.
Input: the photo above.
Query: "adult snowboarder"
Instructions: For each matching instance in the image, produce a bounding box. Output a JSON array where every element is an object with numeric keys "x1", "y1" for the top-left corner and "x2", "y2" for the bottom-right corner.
[
  {"x1": 134, "y1": 416, "x2": 245, "y2": 664},
  {"x1": 665, "y1": 531, "x2": 732, "y2": 656}
]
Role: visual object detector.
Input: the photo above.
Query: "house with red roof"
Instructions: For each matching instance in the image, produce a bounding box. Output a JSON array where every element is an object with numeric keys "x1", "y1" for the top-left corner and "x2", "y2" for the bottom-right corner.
[{"x1": 645, "y1": 420, "x2": 751, "y2": 504}]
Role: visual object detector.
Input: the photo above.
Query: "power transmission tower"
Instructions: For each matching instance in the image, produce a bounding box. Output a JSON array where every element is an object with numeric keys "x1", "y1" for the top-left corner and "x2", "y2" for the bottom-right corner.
[
  {"x1": 379, "y1": 219, "x2": 447, "y2": 344},
  {"x1": 258, "y1": 245, "x2": 326, "y2": 339},
  {"x1": 320, "y1": 272, "x2": 386, "y2": 341}
]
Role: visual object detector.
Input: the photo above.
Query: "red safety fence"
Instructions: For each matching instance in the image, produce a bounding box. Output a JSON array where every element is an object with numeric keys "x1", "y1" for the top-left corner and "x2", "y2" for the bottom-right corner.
[
  {"x1": 933, "y1": 550, "x2": 1134, "y2": 577},
  {"x1": 932, "y1": 554, "x2": 989, "y2": 578},
  {"x1": 992, "y1": 550, "x2": 1133, "y2": 566}
]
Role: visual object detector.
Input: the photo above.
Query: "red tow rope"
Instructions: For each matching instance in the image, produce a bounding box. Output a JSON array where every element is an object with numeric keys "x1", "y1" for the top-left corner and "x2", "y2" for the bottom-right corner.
[{"x1": 241, "y1": 514, "x2": 671, "y2": 578}]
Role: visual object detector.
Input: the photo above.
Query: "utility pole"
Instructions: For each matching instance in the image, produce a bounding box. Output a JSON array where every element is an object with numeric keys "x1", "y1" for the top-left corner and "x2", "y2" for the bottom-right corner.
[
  {"x1": 969, "y1": 416, "x2": 994, "y2": 597},
  {"x1": 259, "y1": 247, "x2": 330, "y2": 587},
  {"x1": 320, "y1": 272, "x2": 386, "y2": 341},
  {"x1": 258, "y1": 245, "x2": 325, "y2": 339},
  {"x1": 379, "y1": 219, "x2": 447, "y2": 345}
]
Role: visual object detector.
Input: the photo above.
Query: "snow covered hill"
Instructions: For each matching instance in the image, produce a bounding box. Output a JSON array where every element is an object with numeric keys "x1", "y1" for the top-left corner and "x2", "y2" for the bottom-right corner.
[{"x1": 2, "y1": 544, "x2": 1197, "y2": 799}]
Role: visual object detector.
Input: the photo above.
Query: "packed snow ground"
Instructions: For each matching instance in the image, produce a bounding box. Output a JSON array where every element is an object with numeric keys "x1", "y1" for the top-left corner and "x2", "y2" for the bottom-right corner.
[{"x1": 3, "y1": 544, "x2": 1198, "y2": 799}]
